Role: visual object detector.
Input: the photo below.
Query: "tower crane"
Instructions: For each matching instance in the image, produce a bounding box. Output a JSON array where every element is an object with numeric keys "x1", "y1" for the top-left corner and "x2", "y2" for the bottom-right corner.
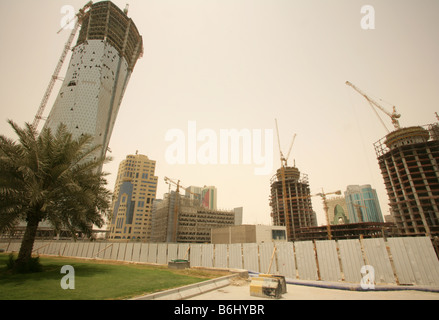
[
  {"x1": 314, "y1": 189, "x2": 342, "y2": 240},
  {"x1": 275, "y1": 119, "x2": 297, "y2": 168},
  {"x1": 164, "y1": 177, "x2": 201, "y2": 242},
  {"x1": 164, "y1": 177, "x2": 200, "y2": 199},
  {"x1": 274, "y1": 119, "x2": 297, "y2": 239},
  {"x1": 346, "y1": 81, "x2": 401, "y2": 133},
  {"x1": 164, "y1": 177, "x2": 182, "y2": 243},
  {"x1": 32, "y1": 1, "x2": 93, "y2": 130},
  {"x1": 290, "y1": 189, "x2": 342, "y2": 240}
]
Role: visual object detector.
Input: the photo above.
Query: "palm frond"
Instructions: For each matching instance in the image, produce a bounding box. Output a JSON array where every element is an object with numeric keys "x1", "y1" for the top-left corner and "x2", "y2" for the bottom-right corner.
[{"x1": 0, "y1": 121, "x2": 112, "y2": 240}]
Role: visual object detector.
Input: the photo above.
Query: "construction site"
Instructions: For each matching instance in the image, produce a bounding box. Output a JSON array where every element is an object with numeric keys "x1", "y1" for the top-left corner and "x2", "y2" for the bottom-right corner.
[
  {"x1": 269, "y1": 166, "x2": 317, "y2": 241},
  {"x1": 268, "y1": 82, "x2": 439, "y2": 244},
  {"x1": 295, "y1": 222, "x2": 396, "y2": 241},
  {"x1": 76, "y1": 1, "x2": 144, "y2": 71},
  {"x1": 2, "y1": 1, "x2": 438, "y2": 254},
  {"x1": 345, "y1": 82, "x2": 439, "y2": 239},
  {"x1": 269, "y1": 120, "x2": 352, "y2": 241},
  {"x1": 150, "y1": 178, "x2": 242, "y2": 243},
  {"x1": 41, "y1": 1, "x2": 144, "y2": 164},
  {"x1": 374, "y1": 124, "x2": 439, "y2": 237}
]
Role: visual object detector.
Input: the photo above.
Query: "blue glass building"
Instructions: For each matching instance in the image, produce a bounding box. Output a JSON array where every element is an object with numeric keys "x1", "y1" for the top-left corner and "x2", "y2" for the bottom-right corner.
[{"x1": 345, "y1": 185, "x2": 384, "y2": 223}]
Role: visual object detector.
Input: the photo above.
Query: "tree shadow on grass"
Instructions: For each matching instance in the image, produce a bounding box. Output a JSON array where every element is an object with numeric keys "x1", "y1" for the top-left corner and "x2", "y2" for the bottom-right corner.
[
  {"x1": 0, "y1": 254, "x2": 111, "y2": 284},
  {"x1": 0, "y1": 255, "x2": 117, "y2": 300},
  {"x1": 0, "y1": 254, "x2": 212, "y2": 300}
]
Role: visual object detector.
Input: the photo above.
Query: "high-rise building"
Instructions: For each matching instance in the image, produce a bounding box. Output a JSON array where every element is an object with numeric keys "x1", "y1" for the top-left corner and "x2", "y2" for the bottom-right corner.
[
  {"x1": 44, "y1": 1, "x2": 143, "y2": 164},
  {"x1": 269, "y1": 166, "x2": 315, "y2": 241},
  {"x1": 374, "y1": 124, "x2": 439, "y2": 236},
  {"x1": 185, "y1": 186, "x2": 218, "y2": 210},
  {"x1": 345, "y1": 185, "x2": 384, "y2": 223},
  {"x1": 108, "y1": 153, "x2": 158, "y2": 241}
]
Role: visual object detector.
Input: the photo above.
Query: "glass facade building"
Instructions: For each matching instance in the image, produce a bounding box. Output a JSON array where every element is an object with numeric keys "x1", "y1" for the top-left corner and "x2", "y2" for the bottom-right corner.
[
  {"x1": 44, "y1": 1, "x2": 143, "y2": 166},
  {"x1": 345, "y1": 185, "x2": 384, "y2": 223}
]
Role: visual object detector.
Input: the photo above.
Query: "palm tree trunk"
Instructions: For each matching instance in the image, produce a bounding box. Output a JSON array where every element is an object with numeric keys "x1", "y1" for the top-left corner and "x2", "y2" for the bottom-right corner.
[{"x1": 15, "y1": 216, "x2": 40, "y2": 267}]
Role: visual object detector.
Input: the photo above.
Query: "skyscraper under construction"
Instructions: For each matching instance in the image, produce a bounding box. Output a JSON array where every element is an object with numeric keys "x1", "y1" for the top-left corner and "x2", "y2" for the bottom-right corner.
[
  {"x1": 375, "y1": 123, "x2": 439, "y2": 237},
  {"x1": 270, "y1": 166, "x2": 316, "y2": 241},
  {"x1": 44, "y1": 1, "x2": 143, "y2": 163}
]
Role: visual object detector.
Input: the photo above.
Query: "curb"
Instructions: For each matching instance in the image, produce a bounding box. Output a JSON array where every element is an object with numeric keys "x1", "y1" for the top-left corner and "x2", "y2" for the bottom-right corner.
[{"x1": 130, "y1": 274, "x2": 240, "y2": 300}]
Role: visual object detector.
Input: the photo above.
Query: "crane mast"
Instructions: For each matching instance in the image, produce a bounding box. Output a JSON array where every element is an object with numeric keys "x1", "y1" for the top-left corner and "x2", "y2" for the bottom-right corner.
[
  {"x1": 314, "y1": 189, "x2": 342, "y2": 240},
  {"x1": 346, "y1": 81, "x2": 401, "y2": 132},
  {"x1": 32, "y1": 2, "x2": 93, "y2": 130}
]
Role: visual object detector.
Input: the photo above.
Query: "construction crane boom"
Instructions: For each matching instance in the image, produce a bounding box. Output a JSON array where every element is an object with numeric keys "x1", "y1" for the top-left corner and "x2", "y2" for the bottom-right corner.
[
  {"x1": 315, "y1": 189, "x2": 342, "y2": 240},
  {"x1": 285, "y1": 133, "x2": 297, "y2": 166},
  {"x1": 275, "y1": 119, "x2": 297, "y2": 167},
  {"x1": 346, "y1": 81, "x2": 401, "y2": 132},
  {"x1": 32, "y1": 2, "x2": 93, "y2": 130},
  {"x1": 164, "y1": 176, "x2": 181, "y2": 193},
  {"x1": 164, "y1": 176, "x2": 200, "y2": 198},
  {"x1": 285, "y1": 189, "x2": 341, "y2": 240}
]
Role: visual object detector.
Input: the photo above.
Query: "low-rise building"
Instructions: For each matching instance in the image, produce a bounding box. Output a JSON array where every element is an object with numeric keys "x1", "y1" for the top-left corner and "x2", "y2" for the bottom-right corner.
[{"x1": 211, "y1": 225, "x2": 287, "y2": 244}]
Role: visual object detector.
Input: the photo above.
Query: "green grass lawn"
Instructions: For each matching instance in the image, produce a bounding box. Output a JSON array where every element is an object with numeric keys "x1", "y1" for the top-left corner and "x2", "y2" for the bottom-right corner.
[{"x1": 0, "y1": 254, "x2": 226, "y2": 300}]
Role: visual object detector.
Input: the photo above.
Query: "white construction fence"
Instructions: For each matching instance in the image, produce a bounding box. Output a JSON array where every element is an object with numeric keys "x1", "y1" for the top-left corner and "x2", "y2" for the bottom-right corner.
[{"x1": 2, "y1": 236, "x2": 439, "y2": 287}]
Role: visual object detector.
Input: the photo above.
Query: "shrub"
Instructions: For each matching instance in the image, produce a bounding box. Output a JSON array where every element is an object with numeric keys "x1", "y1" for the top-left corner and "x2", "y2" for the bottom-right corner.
[{"x1": 6, "y1": 254, "x2": 43, "y2": 274}]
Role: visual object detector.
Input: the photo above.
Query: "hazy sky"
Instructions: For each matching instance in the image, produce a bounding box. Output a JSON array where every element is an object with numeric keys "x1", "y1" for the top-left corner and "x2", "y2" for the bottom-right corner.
[{"x1": 1, "y1": 0, "x2": 438, "y2": 226}]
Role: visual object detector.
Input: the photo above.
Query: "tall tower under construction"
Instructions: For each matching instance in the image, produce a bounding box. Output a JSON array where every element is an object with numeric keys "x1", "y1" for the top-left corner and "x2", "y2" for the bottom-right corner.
[
  {"x1": 375, "y1": 124, "x2": 439, "y2": 237},
  {"x1": 270, "y1": 166, "x2": 316, "y2": 241},
  {"x1": 44, "y1": 1, "x2": 143, "y2": 162}
]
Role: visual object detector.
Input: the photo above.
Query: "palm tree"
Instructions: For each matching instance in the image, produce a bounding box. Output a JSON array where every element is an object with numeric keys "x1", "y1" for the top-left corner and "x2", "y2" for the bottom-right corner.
[{"x1": 0, "y1": 120, "x2": 111, "y2": 270}]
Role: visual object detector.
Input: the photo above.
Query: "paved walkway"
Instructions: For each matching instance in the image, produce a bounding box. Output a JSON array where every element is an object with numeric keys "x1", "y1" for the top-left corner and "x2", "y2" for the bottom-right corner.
[{"x1": 189, "y1": 279, "x2": 439, "y2": 300}]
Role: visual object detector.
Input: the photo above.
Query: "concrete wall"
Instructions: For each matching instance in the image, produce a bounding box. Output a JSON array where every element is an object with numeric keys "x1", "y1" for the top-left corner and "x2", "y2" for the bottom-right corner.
[
  {"x1": 255, "y1": 226, "x2": 287, "y2": 243},
  {"x1": 211, "y1": 225, "x2": 287, "y2": 244},
  {"x1": 211, "y1": 225, "x2": 256, "y2": 244},
  {"x1": 2, "y1": 236, "x2": 439, "y2": 287}
]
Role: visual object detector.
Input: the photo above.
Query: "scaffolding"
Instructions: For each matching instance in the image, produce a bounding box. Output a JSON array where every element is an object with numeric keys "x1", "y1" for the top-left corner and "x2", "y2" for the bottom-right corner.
[
  {"x1": 269, "y1": 167, "x2": 316, "y2": 241},
  {"x1": 374, "y1": 124, "x2": 439, "y2": 237},
  {"x1": 296, "y1": 222, "x2": 396, "y2": 241}
]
